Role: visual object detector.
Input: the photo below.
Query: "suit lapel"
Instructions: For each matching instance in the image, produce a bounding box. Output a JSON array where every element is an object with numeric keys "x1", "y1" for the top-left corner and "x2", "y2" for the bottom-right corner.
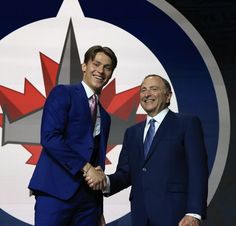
[
  {"x1": 75, "y1": 83, "x2": 90, "y2": 110},
  {"x1": 137, "y1": 121, "x2": 146, "y2": 160},
  {"x1": 75, "y1": 83, "x2": 96, "y2": 129}
]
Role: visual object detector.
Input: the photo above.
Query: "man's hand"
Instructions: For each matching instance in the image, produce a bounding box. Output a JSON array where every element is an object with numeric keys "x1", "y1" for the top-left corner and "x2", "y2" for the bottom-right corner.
[
  {"x1": 84, "y1": 165, "x2": 107, "y2": 190},
  {"x1": 179, "y1": 215, "x2": 200, "y2": 226}
]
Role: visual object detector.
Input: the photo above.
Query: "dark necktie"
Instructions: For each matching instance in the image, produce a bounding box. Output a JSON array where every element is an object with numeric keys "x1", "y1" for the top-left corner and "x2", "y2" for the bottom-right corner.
[
  {"x1": 89, "y1": 94, "x2": 97, "y2": 127},
  {"x1": 144, "y1": 119, "x2": 156, "y2": 158}
]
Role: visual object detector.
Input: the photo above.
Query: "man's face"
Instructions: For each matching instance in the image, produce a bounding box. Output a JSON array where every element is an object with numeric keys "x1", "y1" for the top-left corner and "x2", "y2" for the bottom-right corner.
[
  {"x1": 82, "y1": 52, "x2": 113, "y2": 93},
  {"x1": 140, "y1": 76, "x2": 172, "y2": 117}
]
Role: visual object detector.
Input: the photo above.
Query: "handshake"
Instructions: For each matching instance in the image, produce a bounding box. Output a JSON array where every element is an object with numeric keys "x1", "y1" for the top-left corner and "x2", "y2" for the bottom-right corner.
[{"x1": 82, "y1": 163, "x2": 107, "y2": 191}]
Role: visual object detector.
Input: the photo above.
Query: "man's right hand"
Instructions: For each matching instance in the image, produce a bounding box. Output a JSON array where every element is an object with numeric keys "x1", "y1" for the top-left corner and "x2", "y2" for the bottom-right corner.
[{"x1": 84, "y1": 165, "x2": 107, "y2": 190}]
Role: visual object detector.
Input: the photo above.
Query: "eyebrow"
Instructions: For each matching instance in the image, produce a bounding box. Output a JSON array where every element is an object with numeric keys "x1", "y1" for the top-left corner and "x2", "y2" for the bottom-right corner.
[{"x1": 141, "y1": 85, "x2": 159, "y2": 89}]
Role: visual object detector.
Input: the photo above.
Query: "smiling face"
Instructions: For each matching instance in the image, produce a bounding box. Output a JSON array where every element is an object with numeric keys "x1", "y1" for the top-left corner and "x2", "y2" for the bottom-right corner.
[
  {"x1": 140, "y1": 76, "x2": 172, "y2": 117},
  {"x1": 82, "y1": 52, "x2": 113, "y2": 94}
]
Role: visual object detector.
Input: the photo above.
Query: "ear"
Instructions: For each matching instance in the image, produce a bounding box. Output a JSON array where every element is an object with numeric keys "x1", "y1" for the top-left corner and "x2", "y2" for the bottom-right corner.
[
  {"x1": 166, "y1": 92, "x2": 172, "y2": 104},
  {"x1": 81, "y1": 63, "x2": 86, "y2": 72}
]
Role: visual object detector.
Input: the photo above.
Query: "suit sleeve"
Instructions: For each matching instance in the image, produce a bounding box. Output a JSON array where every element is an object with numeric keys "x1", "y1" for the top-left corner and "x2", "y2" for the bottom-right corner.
[
  {"x1": 40, "y1": 85, "x2": 87, "y2": 176},
  {"x1": 108, "y1": 129, "x2": 131, "y2": 195},
  {"x1": 185, "y1": 116, "x2": 208, "y2": 219}
]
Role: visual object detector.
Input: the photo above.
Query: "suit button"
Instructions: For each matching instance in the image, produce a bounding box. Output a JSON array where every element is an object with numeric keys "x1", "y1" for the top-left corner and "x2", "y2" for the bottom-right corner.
[{"x1": 142, "y1": 167, "x2": 147, "y2": 172}]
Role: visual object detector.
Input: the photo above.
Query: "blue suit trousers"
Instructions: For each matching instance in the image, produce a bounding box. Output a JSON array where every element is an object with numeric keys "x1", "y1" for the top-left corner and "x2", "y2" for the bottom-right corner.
[{"x1": 34, "y1": 181, "x2": 101, "y2": 226}]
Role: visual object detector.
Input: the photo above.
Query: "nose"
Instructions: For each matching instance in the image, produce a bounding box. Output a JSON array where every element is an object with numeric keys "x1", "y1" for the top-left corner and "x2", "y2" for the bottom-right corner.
[
  {"x1": 144, "y1": 89, "x2": 152, "y2": 97},
  {"x1": 96, "y1": 65, "x2": 104, "y2": 74}
]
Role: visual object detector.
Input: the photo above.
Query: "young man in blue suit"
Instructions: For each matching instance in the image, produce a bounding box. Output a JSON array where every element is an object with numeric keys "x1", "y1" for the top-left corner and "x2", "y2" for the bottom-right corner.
[
  {"x1": 28, "y1": 45, "x2": 117, "y2": 226},
  {"x1": 87, "y1": 74, "x2": 208, "y2": 226}
]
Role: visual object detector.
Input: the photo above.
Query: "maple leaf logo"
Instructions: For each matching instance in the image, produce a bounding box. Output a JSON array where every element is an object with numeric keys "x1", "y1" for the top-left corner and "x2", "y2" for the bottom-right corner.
[{"x1": 0, "y1": 20, "x2": 145, "y2": 166}]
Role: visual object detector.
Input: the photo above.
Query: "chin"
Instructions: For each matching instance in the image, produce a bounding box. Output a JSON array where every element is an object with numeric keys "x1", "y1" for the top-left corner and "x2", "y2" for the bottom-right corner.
[{"x1": 144, "y1": 109, "x2": 153, "y2": 114}]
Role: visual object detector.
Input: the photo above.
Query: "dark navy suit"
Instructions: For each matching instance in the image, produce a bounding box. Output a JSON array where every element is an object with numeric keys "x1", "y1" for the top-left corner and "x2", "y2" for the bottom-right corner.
[
  {"x1": 108, "y1": 110, "x2": 208, "y2": 226},
  {"x1": 29, "y1": 83, "x2": 110, "y2": 225}
]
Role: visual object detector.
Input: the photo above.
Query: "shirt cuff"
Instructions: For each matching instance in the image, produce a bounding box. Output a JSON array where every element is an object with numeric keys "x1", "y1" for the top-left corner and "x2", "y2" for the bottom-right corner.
[
  {"x1": 186, "y1": 213, "x2": 201, "y2": 220},
  {"x1": 102, "y1": 175, "x2": 110, "y2": 194}
]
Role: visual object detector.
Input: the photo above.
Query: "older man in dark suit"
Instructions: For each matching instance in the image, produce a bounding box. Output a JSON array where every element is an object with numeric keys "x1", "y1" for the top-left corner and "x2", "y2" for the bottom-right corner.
[{"x1": 88, "y1": 74, "x2": 208, "y2": 226}]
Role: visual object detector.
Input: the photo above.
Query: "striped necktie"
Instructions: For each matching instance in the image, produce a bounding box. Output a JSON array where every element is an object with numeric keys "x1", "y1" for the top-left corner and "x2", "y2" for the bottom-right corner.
[
  {"x1": 143, "y1": 119, "x2": 156, "y2": 158},
  {"x1": 89, "y1": 94, "x2": 97, "y2": 127}
]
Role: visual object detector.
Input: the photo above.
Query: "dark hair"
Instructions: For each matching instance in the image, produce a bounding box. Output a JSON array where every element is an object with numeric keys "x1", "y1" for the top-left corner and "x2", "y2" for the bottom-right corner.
[{"x1": 83, "y1": 45, "x2": 117, "y2": 71}]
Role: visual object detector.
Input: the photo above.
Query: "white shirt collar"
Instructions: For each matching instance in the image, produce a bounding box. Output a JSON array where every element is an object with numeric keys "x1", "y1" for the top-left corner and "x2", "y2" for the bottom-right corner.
[
  {"x1": 146, "y1": 108, "x2": 169, "y2": 126},
  {"x1": 82, "y1": 81, "x2": 95, "y2": 99}
]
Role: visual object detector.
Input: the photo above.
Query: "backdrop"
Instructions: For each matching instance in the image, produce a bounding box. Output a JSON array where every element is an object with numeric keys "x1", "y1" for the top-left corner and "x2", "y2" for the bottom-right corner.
[{"x1": 0, "y1": 0, "x2": 235, "y2": 226}]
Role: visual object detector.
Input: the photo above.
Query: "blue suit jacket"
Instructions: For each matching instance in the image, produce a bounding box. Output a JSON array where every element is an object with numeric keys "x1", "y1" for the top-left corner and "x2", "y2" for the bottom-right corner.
[
  {"x1": 109, "y1": 110, "x2": 208, "y2": 226},
  {"x1": 29, "y1": 83, "x2": 110, "y2": 200}
]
